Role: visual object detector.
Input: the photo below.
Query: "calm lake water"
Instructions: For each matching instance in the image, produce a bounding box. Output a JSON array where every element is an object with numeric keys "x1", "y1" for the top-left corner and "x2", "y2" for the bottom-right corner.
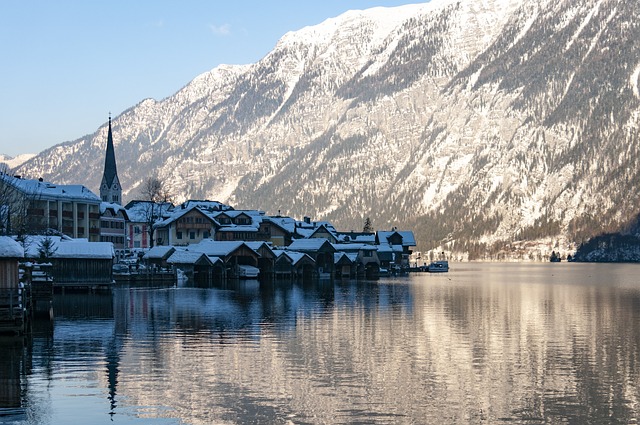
[{"x1": 1, "y1": 263, "x2": 639, "y2": 424}]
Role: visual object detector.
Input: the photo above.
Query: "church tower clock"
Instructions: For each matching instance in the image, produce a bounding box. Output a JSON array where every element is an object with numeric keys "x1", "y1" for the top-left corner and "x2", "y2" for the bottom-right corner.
[{"x1": 100, "y1": 115, "x2": 122, "y2": 205}]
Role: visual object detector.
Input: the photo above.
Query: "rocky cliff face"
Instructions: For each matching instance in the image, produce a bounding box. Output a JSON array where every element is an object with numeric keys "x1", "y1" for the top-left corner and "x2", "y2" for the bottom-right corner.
[{"x1": 16, "y1": 0, "x2": 640, "y2": 259}]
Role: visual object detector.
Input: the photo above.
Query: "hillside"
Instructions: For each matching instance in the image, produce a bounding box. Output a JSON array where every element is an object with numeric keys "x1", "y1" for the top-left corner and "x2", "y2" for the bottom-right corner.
[{"x1": 15, "y1": 0, "x2": 640, "y2": 259}]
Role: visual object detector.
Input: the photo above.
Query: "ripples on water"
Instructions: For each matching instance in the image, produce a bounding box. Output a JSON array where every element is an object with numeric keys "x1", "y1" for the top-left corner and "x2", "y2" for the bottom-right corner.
[{"x1": 1, "y1": 263, "x2": 639, "y2": 424}]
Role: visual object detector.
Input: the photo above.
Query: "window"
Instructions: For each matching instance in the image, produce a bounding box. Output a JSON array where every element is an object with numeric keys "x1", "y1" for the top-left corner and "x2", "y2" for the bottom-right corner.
[
  {"x1": 189, "y1": 231, "x2": 196, "y2": 239},
  {"x1": 203, "y1": 231, "x2": 210, "y2": 239},
  {"x1": 177, "y1": 231, "x2": 183, "y2": 240},
  {"x1": 134, "y1": 241, "x2": 141, "y2": 248}
]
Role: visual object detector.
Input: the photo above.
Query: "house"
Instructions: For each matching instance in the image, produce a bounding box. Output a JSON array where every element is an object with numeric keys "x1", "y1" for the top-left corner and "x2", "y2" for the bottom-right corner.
[
  {"x1": 100, "y1": 202, "x2": 128, "y2": 254},
  {"x1": 0, "y1": 174, "x2": 102, "y2": 241},
  {"x1": 155, "y1": 206, "x2": 218, "y2": 246},
  {"x1": 258, "y1": 216, "x2": 295, "y2": 247},
  {"x1": 376, "y1": 230, "x2": 416, "y2": 268},
  {"x1": 124, "y1": 200, "x2": 173, "y2": 250}
]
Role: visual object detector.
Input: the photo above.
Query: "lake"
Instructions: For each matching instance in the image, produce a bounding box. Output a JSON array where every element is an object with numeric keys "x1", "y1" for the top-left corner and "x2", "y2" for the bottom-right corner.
[{"x1": 1, "y1": 263, "x2": 639, "y2": 424}]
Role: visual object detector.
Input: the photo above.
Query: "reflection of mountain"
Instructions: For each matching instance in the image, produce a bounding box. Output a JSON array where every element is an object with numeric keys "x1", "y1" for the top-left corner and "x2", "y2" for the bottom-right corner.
[{"x1": 11, "y1": 269, "x2": 640, "y2": 423}]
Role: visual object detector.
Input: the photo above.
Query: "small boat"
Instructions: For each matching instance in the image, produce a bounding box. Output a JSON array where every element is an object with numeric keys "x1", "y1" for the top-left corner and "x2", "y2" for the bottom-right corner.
[
  {"x1": 237, "y1": 265, "x2": 259, "y2": 279},
  {"x1": 427, "y1": 261, "x2": 449, "y2": 273}
]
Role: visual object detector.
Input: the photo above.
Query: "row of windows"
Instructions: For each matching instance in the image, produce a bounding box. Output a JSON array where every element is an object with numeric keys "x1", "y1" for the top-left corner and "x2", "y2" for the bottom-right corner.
[
  {"x1": 176, "y1": 231, "x2": 210, "y2": 240},
  {"x1": 101, "y1": 236, "x2": 125, "y2": 244},
  {"x1": 101, "y1": 220, "x2": 125, "y2": 229}
]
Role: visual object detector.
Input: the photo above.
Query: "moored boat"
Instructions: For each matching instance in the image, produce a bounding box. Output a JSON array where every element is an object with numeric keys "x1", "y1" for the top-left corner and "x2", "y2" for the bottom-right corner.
[{"x1": 427, "y1": 261, "x2": 449, "y2": 273}]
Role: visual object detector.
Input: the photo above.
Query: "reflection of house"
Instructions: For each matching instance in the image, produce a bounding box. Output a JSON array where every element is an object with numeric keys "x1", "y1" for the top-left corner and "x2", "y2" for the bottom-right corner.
[{"x1": 0, "y1": 174, "x2": 102, "y2": 241}]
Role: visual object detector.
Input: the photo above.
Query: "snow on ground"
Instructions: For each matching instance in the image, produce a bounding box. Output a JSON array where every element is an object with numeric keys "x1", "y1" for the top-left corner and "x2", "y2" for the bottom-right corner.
[{"x1": 632, "y1": 63, "x2": 640, "y2": 99}]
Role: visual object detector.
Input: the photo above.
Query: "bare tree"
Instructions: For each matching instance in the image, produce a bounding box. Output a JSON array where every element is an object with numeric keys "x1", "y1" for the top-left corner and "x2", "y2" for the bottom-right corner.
[{"x1": 139, "y1": 175, "x2": 174, "y2": 248}]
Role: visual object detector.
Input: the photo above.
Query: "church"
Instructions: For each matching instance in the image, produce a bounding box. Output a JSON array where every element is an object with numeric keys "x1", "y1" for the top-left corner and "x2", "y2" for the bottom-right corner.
[{"x1": 98, "y1": 115, "x2": 128, "y2": 253}]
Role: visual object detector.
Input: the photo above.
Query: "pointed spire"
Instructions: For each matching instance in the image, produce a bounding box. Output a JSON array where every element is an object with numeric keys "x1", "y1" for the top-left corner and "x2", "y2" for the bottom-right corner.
[{"x1": 103, "y1": 114, "x2": 118, "y2": 187}]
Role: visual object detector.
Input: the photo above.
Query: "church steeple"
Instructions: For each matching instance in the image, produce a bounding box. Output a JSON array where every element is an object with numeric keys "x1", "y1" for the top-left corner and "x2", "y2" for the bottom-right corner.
[{"x1": 100, "y1": 114, "x2": 122, "y2": 204}]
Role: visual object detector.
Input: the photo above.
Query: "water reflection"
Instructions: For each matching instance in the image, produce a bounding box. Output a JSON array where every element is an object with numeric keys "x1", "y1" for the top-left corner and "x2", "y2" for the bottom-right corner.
[{"x1": 4, "y1": 263, "x2": 640, "y2": 424}]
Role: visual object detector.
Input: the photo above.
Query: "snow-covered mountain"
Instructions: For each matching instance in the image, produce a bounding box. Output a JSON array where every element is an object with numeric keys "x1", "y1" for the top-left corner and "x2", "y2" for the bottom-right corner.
[
  {"x1": 1, "y1": 153, "x2": 36, "y2": 170},
  {"x1": 16, "y1": 0, "x2": 640, "y2": 259}
]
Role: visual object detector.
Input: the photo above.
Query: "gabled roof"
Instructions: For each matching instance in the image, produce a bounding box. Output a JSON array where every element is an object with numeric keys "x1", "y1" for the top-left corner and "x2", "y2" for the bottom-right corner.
[
  {"x1": 376, "y1": 230, "x2": 416, "y2": 247},
  {"x1": 188, "y1": 240, "x2": 259, "y2": 258},
  {"x1": 334, "y1": 252, "x2": 353, "y2": 265},
  {"x1": 155, "y1": 205, "x2": 218, "y2": 228},
  {"x1": 262, "y1": 216, "x2": 296, "y2": 234},
  {"x1": 100, "y1": 202, "x2": 129, "y2": 220},
  {"x1": 287, "y1": 238, "x2": 336, "y2": 253},
  {"x1": 143, "y1": 245, "x2": 176, "y2": 260},
  {"x1": 245, "y1": 241, "x2": 276, "y2": 259},
  {"x1": 274, "y1": 250, "x2": 315, "y2": 267},
  {"x1": 167, "y1": 250, "x2": 216, "y2": 266}
]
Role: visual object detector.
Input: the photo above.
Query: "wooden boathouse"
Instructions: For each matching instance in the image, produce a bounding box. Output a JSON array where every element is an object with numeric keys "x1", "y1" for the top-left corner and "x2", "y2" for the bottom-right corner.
[{"x1": 0, "y1": 237, "x2": 27, "y2": 334}]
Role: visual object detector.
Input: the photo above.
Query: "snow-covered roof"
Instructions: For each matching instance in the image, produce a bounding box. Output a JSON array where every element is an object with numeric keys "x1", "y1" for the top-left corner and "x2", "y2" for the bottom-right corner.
[
  {"x1": 287, "y1": 238, "x2": 335, "y2": 252},
  {"x1": 124, "y1": 201, "x2": 173, "y2": 223},
  {"x1": 54, "y1": 240, "x2": 114, "y2": 259},
  {"x1": 263, "y1": 216, "x2": 296, "y2": 233},
  {"x1": 0, "y1": 174, "x2": 100, "y2": 203},
  {"x1": 336, "y1": 232, "x2": 376, "y2": 244},
  {"x1": 0, "y1": 236, "x2": 23, "y2": 258},
  {"x1": 333, "y1": 243, "x2": 378, "y2": 252},
  {"x1": 275, "y1": 250, "x2": 314, "y2": 266},
  {"x1": 377, "y1": 230, "x2": 416, "y2": 247},
  {"x1": 217, "y1": 225, "x2": 259, "y2": 232},
  {"x1": 167, "y1": 250, "x2": 217, "y2": 266},
  {"x1": 143, "y1": 245, "x2": 176, "y2": 260},
  {"x1": 178, "y1": 200, "x2": 232, "y2": 213},
  {"x1": 100, "y1": 202, "x2": 129, "y2": 219},
  {"x1": 188, "y1": 240, "x2": 252, "y2": 257},
  {"x1": 22, "y1": 236, "x2": 113, "y2": 259}
]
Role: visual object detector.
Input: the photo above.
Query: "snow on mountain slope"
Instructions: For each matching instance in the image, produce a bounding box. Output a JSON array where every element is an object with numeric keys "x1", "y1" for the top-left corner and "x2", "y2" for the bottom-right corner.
[{"x1": 16, "y1": 0, "x2": 640, "y2": 259}]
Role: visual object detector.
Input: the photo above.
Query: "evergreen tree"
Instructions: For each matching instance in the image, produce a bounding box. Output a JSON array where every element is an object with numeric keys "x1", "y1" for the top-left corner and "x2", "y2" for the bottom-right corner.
[
  {"x1": 37, "y1": 235, "x2": 57, "y2": 260},
  {"x1": 363, "y1": 217, "x2": 374, "y2": 233}
]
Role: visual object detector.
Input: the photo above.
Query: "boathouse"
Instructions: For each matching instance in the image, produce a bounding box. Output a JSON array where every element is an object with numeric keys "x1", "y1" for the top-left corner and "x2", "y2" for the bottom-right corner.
[
  {"x1": 0, "y1": 236, "x2": 26, "y2": 334},
  {"x1": 166, "y1": 250, "x2": 224, "y2": 284}
]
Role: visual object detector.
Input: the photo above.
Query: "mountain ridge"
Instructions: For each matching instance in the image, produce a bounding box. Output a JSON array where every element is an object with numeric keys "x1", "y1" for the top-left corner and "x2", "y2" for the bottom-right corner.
[{"x1": 15, "y1": 0, "x2": 640, "y2": 259}]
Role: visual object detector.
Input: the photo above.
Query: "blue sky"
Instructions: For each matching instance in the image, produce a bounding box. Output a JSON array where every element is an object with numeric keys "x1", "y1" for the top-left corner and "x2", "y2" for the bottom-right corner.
[{"x1": 0, "y1": 0, "x2": 417, "y2": 157}]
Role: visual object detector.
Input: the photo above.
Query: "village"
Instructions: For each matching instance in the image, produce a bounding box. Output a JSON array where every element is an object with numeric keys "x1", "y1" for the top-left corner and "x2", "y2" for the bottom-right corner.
[{"x1": 0, "y1": 117, "x2": 420, "y2": 334}]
